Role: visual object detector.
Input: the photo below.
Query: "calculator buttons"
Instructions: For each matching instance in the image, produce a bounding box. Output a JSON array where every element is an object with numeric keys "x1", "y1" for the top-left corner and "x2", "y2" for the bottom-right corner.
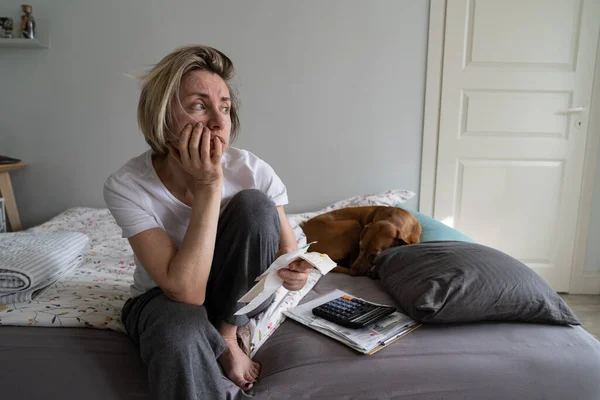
[{"x1": 312, "y1": 296, "x2": 396, "y2": 329}]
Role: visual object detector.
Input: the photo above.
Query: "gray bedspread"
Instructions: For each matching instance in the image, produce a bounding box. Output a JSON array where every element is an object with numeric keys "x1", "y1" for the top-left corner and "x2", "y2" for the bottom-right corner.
[
  {"x1": 0, "y1": 326, "x2": 149, "y2": 400},
  {"x1": 252, "y1": 274, "x2": 600, "y2": 400},
  {"x1": 2, "y1": 273, "x2": 599, "y2": 400}
]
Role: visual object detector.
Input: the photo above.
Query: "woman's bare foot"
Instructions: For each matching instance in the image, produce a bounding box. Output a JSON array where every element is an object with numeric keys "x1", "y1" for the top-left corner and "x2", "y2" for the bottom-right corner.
[{"x1": 218, "y1": 336, "x2": 260, "y2": 390}]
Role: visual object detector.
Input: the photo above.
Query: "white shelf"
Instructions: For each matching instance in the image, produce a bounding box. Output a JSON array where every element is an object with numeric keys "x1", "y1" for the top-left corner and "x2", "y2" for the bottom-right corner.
[
  {"x1": 0, "y1": 17, "x2": 49, "y2": 49},
  {"x1": 0, "y1": 37, "x2": 48, "y2": 48}
]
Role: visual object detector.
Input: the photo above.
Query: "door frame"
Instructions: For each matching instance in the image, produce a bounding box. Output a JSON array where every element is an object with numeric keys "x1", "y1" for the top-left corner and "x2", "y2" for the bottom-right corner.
[{"x1": 419, "y1": 0, "x2": 600, "y2": 294}]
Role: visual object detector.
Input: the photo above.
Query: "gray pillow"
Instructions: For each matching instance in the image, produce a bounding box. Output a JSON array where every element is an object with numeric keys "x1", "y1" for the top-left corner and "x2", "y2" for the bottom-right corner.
[{"x1": 375, "y1": 241, "x2": 580, "y2": 326}]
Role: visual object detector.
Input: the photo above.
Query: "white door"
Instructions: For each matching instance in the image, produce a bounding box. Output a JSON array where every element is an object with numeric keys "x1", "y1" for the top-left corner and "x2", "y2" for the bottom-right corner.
[{"x1": 433, "y1": 0, "x2": 600, "y2": 291}]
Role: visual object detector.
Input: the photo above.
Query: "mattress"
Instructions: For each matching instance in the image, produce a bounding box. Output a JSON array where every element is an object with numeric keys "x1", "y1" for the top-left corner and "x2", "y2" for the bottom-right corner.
[
  {"x1": 0, "y1": 326, "x2": 150, "y2": 400},
  {"x1": 2, "y1": 273, "x2": 599, "y2": 400},
  {"x1": 1, "y1": 205, "x2": 600, "y2": 399},
  {"x1": 252, "y1": 274, "x2": 600, "y2": 400}
]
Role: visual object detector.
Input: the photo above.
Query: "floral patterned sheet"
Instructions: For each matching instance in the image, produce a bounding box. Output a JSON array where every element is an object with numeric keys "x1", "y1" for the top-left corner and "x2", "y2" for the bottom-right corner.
[
  {"x1": 0, "y1": 207, "x2": 132, "y2": 332},
  {"x1": 0, "y1": 189, "x2": 415, "y2": 355}
]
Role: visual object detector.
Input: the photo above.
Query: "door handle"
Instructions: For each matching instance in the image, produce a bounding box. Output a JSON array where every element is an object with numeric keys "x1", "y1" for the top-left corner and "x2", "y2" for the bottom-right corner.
[{"x1": 557, "y1": 106, "x2": 586, "y2": 114}]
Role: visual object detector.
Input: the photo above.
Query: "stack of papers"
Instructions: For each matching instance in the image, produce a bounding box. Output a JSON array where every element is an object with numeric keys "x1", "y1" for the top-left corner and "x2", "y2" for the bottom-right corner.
[{"x1": 284, "y1": 289, "x2": 420, "y2": 355}]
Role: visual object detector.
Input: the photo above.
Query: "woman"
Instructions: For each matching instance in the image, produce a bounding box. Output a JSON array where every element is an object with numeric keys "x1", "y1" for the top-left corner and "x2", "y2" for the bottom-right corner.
[{"x1": 103, "y1": 45, "x2": 313, "y2": 400}]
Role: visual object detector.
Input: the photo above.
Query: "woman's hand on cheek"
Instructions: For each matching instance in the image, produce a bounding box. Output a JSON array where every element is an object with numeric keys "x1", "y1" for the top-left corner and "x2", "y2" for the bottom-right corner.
[{"x1": 166, "y1": 122, "x2": 224, "y2": 189}]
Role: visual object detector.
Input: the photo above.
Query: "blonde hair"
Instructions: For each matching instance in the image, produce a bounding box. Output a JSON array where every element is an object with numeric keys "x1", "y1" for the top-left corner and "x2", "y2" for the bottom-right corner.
[{"x1": 137, "y1": 45, "x2": 240, "y2": 155}]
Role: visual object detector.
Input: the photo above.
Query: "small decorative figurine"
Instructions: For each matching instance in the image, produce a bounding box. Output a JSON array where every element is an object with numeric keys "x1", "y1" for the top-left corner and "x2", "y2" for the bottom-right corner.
[
  {"x1": 1, "y1": 18, "x2": 14, "y2": 38},
  {"x1": 0, "y1": 18, "x2": 6, "y2": 38},
  {"x1": 20, "y1": 4, "x2": 35, "y2": 39}
]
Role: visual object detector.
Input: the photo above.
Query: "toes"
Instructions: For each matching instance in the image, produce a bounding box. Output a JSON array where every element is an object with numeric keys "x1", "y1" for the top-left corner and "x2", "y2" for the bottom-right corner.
[
  {"x1": 242, "y1": 375, "x2": 255, "y2": 390},
  {"x1": 244, "y1": 370, "x2": 255, "y2": 382},
  {"x1": 237, "y1": 376, "x2": 252, "y2": 390},
  {"x1": 249, "y1": 370, "x2": 258, "y2": 381}
]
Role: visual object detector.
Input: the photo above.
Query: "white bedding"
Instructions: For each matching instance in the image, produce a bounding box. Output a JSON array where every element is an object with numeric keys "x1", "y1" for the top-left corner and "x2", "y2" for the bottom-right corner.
[
  {"x1": 0, "y1": 189, "x2": 414, "y2": 355},
  {"x1": 0, "y1": 208, "x2": 133, "y2": 331}
]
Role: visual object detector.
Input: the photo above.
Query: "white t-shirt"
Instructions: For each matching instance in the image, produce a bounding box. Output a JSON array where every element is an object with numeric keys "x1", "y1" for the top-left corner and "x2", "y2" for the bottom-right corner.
[{"x1": 103, "y1": 147, "x2": 288, "y2": 298}]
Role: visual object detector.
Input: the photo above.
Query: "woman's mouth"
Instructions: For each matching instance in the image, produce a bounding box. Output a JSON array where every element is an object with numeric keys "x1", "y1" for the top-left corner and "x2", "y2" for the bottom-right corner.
[
  {"x1": 209, "y1": 134, "x2": 227, "y2": 155},
  {"x1": 210, "y1": 135, "x2": 226, "y2": 148}
]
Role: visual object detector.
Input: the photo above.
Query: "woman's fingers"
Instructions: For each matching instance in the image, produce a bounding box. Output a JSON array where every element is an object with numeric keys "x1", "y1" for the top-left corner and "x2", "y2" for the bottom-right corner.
[
  {"x1": 289, "y1": 260, "x2": 314, "y2": 273},
  {"x1": 274, "y1": 256, "x2": 313, "y2": 290},
  {"x1": 185, "y1": 122, "x2": 223, "y2": 165},
  {"x1": 189, "y1": 123, "x2": 202, "y2": 166},
  {"x1": 211, "y1": 136, "x2": 223, "y2": 161},
  {"x1": 178, "y1": 124, "x2": 193, "y2": 165},
  {"x1": 171, "y1": 122, "x2": 224, "y2": 186},
  {"x1": 278, "y1": 268, "x2": 309, "y2": 290},
  {"x1": 185, "y1": 123, "x2": 223, "y2": 165},
  {"x1": 199, "y1": 125, "x2": 211, "y2": 162}
]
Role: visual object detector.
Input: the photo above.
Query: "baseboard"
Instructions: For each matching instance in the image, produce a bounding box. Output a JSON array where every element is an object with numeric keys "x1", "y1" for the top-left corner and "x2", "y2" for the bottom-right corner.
[{"x1": 569, "y1": 273, "x2": 600, "y2": 294}]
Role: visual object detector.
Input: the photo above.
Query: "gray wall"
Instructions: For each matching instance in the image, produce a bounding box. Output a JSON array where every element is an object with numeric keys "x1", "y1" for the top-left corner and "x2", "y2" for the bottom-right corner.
[
  {"x1": 0, "y1": 0, "x2": 428, "y2": 229},
  {"x1": 2, "y1": 0, "x2": 598, "y2": 276},
  {"x1": 585, "y1": 140, "x2": 600, "y2": 273}
]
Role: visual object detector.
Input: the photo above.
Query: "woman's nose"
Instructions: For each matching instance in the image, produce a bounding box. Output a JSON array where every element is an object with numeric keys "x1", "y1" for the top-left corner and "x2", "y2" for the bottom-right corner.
[{"x1": 207, "y1": 109, "x2": 227, "y2": 132}]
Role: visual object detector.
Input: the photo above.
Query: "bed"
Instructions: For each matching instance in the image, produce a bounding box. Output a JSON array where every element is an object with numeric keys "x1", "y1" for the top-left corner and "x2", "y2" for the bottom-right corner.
[{"x1": 2, "y1": 195, "x2": 600, "y2": 400}]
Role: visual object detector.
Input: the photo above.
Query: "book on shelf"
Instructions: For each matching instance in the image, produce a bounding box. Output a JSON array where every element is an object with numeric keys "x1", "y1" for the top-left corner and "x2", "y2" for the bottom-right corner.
[{"x1": 0, "y1": 155, "x2": 21, "y2": 165}]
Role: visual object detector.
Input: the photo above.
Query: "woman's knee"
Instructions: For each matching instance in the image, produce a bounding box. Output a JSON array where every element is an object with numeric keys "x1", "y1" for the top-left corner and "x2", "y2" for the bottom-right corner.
[
  {"x1": 141, "y1": 296, "x2": 224, "y2": 356},
  {"x1": 227, "y1": 189, "x2": 279, "y2": 234}
]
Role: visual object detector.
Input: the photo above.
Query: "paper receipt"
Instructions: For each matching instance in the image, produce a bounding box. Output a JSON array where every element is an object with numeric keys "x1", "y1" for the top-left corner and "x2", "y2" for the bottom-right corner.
[{"x1": 234, "y1": 242, "x2": 336, "y2": 316}]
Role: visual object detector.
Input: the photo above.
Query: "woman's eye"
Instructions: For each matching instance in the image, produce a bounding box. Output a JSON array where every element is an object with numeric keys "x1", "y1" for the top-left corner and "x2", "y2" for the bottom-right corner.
[
  {"x1": 221, "y1": 106, "x2": 230, "y2": 114},
  {"x1": 192, "y1": 103, "x2": 205, "y2": 111}
]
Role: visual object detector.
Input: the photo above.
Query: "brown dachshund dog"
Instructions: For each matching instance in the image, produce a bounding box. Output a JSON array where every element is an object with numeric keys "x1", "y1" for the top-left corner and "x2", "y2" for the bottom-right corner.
[{"x1": 301, "y1": 206, "x2": 421, "y2": 277}]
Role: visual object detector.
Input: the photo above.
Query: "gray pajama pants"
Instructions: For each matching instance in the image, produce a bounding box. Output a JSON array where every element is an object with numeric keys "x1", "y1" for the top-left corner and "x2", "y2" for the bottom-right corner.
[{"x1": 121, "y1": 189, "x2": 281, "y2": 400}]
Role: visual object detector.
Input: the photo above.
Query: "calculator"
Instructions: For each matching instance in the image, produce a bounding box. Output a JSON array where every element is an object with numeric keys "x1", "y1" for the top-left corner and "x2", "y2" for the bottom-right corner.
[{"x1": 312, "y1": 295, "x2": 397, "y2": 329}]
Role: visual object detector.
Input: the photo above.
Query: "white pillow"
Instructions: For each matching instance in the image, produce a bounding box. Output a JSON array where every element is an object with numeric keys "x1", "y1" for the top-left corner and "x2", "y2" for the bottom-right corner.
[{"x1": 287, "y1": 189, "x2": 415, "y2": 246}]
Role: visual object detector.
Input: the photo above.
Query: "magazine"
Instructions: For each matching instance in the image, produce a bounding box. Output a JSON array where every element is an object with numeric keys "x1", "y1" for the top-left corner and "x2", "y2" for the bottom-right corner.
[{"x1": 283, "y1": 289, "x2": 420, "y2": 355}]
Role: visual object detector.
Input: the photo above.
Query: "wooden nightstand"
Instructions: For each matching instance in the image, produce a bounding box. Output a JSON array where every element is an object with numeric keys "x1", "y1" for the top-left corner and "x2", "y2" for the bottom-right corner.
[{"x1": 0, "y1": 162, "x2": 27, "y2": 231}]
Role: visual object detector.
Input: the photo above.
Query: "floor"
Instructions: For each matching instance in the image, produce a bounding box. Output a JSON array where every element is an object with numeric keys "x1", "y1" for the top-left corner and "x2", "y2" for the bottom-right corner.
[{"x1": 560, "y1": 294, "x2": 600, "y2": 340}]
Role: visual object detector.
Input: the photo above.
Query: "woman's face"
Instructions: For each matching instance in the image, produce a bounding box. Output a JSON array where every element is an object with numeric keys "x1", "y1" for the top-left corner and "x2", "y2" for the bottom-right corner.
[{"x1": 170, "y1": 70, "x2": 232, "y2": 152}]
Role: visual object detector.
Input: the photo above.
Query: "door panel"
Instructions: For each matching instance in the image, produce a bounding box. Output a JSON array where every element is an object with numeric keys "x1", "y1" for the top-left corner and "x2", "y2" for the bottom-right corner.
[
  {"x1": 434, "y1": 0, "x2": 600, "y2": 291},
  {"x1": 462, "y1": 90, "x2": 571, "y2": 138},
  {"x1": 458, "y1": 160, "x2": 563, "y2": 261},
  {"x1": 468, "y1": 0, "x2": 581, "y2": 69}
]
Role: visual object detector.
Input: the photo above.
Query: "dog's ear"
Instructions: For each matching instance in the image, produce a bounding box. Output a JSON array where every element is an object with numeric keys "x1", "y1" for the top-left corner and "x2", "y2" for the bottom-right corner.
[
  {"x1": 396, "y1": 224, "x2": 421, "y2": 245},
  {"x1": 394, "y1": 229, "x2": 410, "y2": 246},
  {"x1": 393, "y1": 237, "x2": 407, "y2": 247},
  {"x1": 360, "y1": 223, "x2": 371, "y2": 241}
]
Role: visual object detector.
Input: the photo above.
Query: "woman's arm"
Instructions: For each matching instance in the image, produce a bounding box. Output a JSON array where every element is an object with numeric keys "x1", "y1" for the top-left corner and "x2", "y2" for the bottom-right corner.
[
  {"x1": 128, "y1": 185, "x2": 220, "y2": 305},
  {"x1": 276, "y1": 205, "x2": 299, "y2": 253},
  {"x1": 276, "y1": 206, "x2": 314, "y2": 290},
  {"x1": 128, "y1": 124, "x2": 224, "y2": 306}
]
